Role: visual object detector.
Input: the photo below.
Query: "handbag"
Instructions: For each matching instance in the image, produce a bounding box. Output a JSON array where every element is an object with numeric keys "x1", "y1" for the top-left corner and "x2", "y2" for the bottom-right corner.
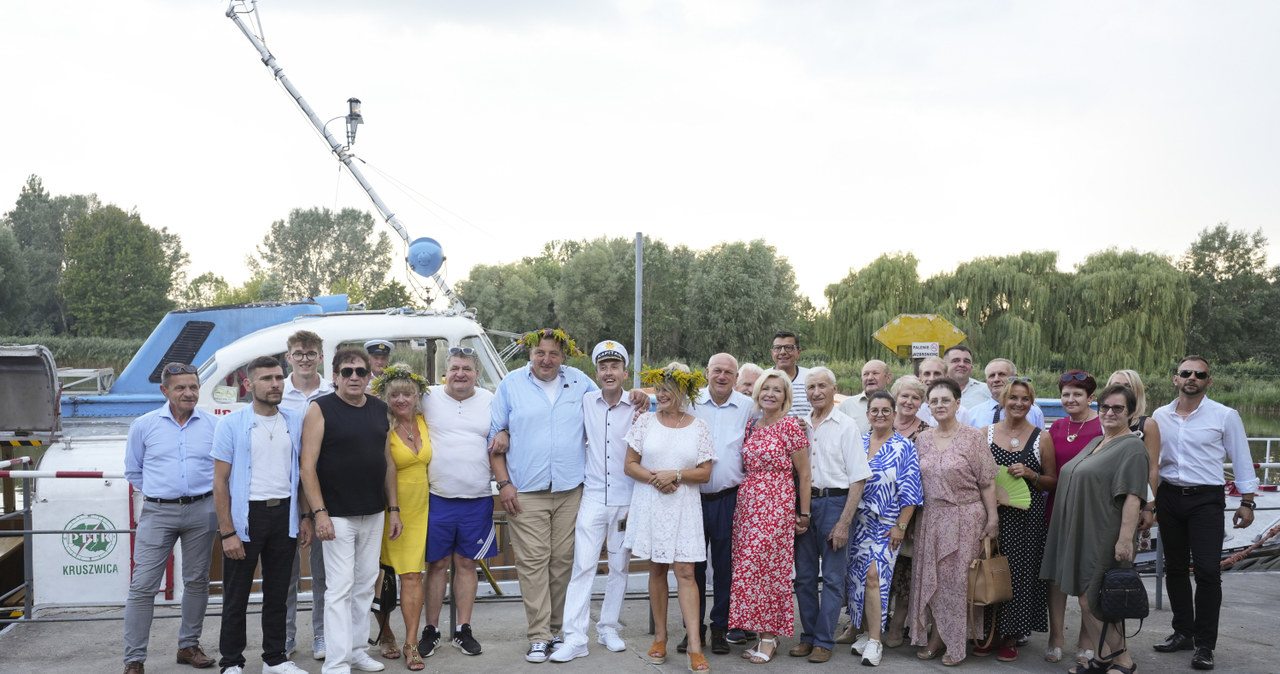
[
  {"x1": 1095, "y1": 566, "x2": 1149, "y2": 659},
  {"x1": 967, "y1": 537, "x2": 1013, "y2": 649}
]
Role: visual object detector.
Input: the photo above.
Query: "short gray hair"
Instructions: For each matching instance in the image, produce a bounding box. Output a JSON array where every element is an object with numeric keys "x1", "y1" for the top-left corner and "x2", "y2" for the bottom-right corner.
[
  {"x1": 738, "y1": 362, "x2": 765, "y2": 379},
  {"x1": 891, "y1": 375, "x2": 926, "y2": 400},
  {"x1": 805, "y1": 366, "x2": 837, "y2": 387}
]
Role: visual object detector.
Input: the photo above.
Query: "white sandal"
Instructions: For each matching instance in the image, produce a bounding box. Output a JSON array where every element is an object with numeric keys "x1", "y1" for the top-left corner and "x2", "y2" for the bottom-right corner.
[{"x1": 745, "y1": 637, "x2": 779, "y2": 664}]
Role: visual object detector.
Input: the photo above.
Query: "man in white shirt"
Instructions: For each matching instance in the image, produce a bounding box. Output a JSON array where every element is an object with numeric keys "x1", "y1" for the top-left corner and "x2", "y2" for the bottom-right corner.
[
  {"x1": 687, "y1": 353, "x2": 755, "y2": 655},
  {"x1": 961, "y1": 358, "x2": 1045, "y2": 430},
  {"x1": 770, "y1": 331, "x2": 811, "y2": 418},
  {"x1": 1150, "y1": 356, "x2": 1258, "y2": 671},
  {"x1": 419, "y1": 347, "x2": 496, "y2": 658},
  {"x1": 837, "y1": 360, "x2": 894, "y2": 435},
  {"x1": 280, "y1": 330, "x2": 334, "y2": 660},
  {"x1": 552, "y1": 341, "x2": 636, "y2": 662},
  {"x1": 943, "y1": 345, "x2": 990, "y2": 411},
  {"x1": 792, "y1": 367, "x2": 871, "y2": 663},
  {"x1": 914, "y1": 357, "x2": 946, "y2": 425}
]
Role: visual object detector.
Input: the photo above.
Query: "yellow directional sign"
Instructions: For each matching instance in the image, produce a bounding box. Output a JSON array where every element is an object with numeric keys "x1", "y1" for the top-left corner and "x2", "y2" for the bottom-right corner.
[{"x1": 873, "y1": 314, "x2": 967, "y2": 359}]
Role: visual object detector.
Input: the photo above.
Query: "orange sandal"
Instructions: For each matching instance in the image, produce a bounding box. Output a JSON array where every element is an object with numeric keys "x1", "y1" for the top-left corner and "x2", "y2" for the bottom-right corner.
[
  {"x1": 689, "y1": 652, "x2": 711, "y2": 671},
  {"x1": 648, "y1": 640, "x2": 668, "y2": 664}
]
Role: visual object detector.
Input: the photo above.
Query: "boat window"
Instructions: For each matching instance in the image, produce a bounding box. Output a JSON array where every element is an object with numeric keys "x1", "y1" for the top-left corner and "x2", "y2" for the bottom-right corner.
[
  {"x1": 210, "y1": 353, "x2": 287, "y2": 406},
  {"x1": 458, "y1": 335, "x2": 505, "y2": 393},
  {"x1": 337, "y1": 338, "x2": 449, "y2": 385}
]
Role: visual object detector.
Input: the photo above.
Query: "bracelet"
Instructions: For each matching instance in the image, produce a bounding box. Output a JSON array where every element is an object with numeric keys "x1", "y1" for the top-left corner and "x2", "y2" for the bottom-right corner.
[
  {"x1": 797, "y1": 513, "x2": 811, "y2": 519},
  {"x1": 1141, "y1": 506, "x2": 1155, "y2": 513},
  {"x1": 388, "y1": 506, "x2": 400, "y2": 513},
  {"x1": 312, "y1": 507, "x2": 326, "y2": 516},
  {"x1": 1240, "y1": 500, "x2": 1257, "y2": 510},
  {"x1": 301, "y1": 512, "x2": 315, "y2": 520},
  {"x1": 675, "y1": 470, "x2": 682, "y2": 485},
  {"x1": 220, "y1": 531, "x2": 237, "y2": 540},
  {"x1": 1032, "y1": 473, "x2": 1041, "y2": 488}
]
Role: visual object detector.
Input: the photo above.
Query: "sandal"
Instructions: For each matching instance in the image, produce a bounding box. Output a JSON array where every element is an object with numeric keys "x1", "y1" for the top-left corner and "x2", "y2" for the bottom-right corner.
[
  {"x1": 688, "y1": 652, "x2": 711, "y2": 672},
  {"x1": 746, "y1": 637, "x2": 778, "y2": 664},
  {"x1": 1106, "y1": 662, "x2": 1138, "y2": 674},
  {"x1": 917, "y1": 645, "x2": 945, "y2": 660},
  {"x1": 1046, "y1": 646, "x2": 1063, "y2": 662},
  {"x1": 403, "y1": 643, "x2": 424, "y2": 671},
  {"x1": 648, "y1": 640, "x2": 667, "y2": 664},
  {"x1": 1069, "y1": 658, "x2": 1113, "y2": 674},
  {"x1": 379, "y1": 633, "x2": 401, "y2": 659},
  {"x1": 942, "y1": 653, "x2": 964, "y2": 666}
]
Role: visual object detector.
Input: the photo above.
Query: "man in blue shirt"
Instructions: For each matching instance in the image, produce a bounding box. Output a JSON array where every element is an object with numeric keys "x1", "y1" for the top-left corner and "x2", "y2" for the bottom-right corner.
[
  {"x1": 212, "y1": 355, "x2": 308, "y2": 674},
  {"x1": 122, "y1": 363, "x2": 218, "y2": 674}
]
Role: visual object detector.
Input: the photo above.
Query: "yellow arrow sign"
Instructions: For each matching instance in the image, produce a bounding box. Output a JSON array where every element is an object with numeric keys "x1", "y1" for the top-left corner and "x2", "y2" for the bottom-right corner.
[{"x1": 873, "y1": 314, "x2": 967, "y2": 359}]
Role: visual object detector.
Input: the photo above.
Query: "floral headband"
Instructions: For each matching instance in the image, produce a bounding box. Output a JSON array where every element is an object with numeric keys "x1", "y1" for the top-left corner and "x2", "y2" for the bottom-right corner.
[
  {"x1": 519, "y1": 328, "x2": 585, "y2": 358},
  {"x1": 639, "y1": 365, "x2": 708, "y2": 407},
  {"x1": 370, "y1": 364, "x2": 429, "y2": 397}
]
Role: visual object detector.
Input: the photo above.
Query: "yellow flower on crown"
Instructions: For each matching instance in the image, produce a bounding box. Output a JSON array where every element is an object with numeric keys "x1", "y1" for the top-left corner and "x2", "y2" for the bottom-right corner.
[
  {"x1": 370, "y1": 365, "x2": 429, "y2": 397},
  {"x1": 639, "y1": 364, "x2": 708, "y2": 407},
  {"x1": 518, "y1": 328, "x2": 586, "y2": 357}
]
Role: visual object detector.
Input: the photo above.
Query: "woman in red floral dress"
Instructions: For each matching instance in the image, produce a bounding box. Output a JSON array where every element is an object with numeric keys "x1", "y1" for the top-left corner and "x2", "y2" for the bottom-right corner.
[{"x1": 729, "y1": 368, "x2": 812, "y2": 663}]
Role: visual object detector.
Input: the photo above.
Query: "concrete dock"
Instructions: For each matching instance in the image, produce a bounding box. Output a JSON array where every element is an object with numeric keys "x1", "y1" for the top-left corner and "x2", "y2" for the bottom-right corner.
[{"x1": 2, "y1": 573, "x2": 1278, "y2": 673}]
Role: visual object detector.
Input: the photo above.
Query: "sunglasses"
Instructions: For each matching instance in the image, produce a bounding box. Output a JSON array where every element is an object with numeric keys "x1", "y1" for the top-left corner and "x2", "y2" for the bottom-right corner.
[
  {"x1": 1098, "y1": 404, "x2": 1128, "y2": 415},
  {"x1": 1060, "y1": 372, "x2": 1090, "y2": 382},
  {"x1": 1008, "y1": 376, "x2": 1032, "y2": 383},
  {"x1": 1178, "y1": 369, "x2": 1209, "y2": 380},
  {"x1": 164, "y1": 364, "x2": 198, "y2": 375},
  {"x1": 339, "y1": 366, "x2": 370, "y2": 379},
  {"x1": 449, "y1": 346, "x2": 476, "y2": 356}
]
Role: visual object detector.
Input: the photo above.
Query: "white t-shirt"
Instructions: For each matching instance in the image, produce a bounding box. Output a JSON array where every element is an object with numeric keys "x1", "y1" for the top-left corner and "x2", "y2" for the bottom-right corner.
[
  {"x1": 249, "y1": 413, "x2": 293, "y2": 500},
  {"x1": 535, "y1": 374, "x2": 560, "y2": 403},
  {"x1": 423, "y1": 385, "x2": 495, "y2": 499}
]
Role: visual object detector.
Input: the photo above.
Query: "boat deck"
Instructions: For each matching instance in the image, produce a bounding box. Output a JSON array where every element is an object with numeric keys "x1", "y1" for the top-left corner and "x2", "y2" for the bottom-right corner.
[{"x1": 2, "y1": 572, "x2": 1278, "y2": 673}]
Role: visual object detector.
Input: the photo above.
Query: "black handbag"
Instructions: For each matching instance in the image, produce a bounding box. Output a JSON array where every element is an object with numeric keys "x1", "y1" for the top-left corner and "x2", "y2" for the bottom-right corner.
[{"x1": 1096, "y1": 566, "x2": 1148, "y2": 659}]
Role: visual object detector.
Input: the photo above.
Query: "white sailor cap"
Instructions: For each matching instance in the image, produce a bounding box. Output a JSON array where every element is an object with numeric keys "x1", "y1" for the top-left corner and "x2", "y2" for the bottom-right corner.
[
  {"x1": 364, "y1": 339, "x2": 393, "y2": 355},
  {"x1": 591, "y1": 340, "x2": 629, "y2": 367}
]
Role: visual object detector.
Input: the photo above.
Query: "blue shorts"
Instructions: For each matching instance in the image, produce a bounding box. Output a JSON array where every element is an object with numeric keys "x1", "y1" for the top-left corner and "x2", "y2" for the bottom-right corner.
[{"x1": 426, "y1": 494, "x2": 497, "y2": 563}]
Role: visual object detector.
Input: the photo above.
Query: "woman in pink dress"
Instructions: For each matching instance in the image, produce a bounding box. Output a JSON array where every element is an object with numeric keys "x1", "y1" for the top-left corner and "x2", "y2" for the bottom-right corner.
[
  {"x1": 909, "y1": 378, "x2": 999, "y2": 666},
  {"x1": 728, "y1": 368, "x2": 811, "y2": 663}
]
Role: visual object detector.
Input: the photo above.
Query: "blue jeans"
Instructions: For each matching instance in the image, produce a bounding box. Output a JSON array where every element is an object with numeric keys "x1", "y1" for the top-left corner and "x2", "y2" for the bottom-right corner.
[
  {"x1": 794, "y1": 495, "x2": 849, "y2": 650},
  {"x1": 693, "y1": 489, "x2": 737, "y2": 632}
]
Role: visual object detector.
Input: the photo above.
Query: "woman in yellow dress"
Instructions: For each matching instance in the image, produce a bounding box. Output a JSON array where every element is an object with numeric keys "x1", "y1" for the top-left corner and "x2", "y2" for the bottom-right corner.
[{"x1": 373, "y1": 364, "x2": 432, "y2": 670}]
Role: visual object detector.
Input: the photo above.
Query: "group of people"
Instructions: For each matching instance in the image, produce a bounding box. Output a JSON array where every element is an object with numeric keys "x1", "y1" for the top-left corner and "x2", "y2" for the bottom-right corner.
[{"x1": 121, "y1": 325, "x2": 1261, "y2": 674}]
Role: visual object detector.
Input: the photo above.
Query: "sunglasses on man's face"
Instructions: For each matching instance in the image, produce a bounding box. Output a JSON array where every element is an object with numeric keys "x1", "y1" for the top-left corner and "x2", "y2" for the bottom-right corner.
[
  {"x1": 339, "y1": 366, "x2": 370, "y2": 379},
  {"x1": 1178, "y1": 369, "x2": 1209, "y2": 380}
]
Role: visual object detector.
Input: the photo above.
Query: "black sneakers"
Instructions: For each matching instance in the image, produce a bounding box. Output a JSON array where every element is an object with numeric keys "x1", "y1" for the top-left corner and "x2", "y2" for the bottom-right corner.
[
  {"x1": 453, "y1": 623, "x2": 482, "y2": 656},
  {"x1": 419, "y1": 625, "x2": 441, "y2": 657}
]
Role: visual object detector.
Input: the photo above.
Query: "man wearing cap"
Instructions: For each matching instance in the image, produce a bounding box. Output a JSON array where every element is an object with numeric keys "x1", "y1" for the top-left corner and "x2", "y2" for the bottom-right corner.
[
  {"x1": 122, "y1": 363, "x2": 218, "y2": 673},
  {"x1": 552, "y1": 340, "x2": 637, "y2": 662},
  {"x1": 280, "y1": 329, "x2": 333, "y2": 660},
  {"x1": 364, "y1": 339, "x2": 393, "y2": 380}
]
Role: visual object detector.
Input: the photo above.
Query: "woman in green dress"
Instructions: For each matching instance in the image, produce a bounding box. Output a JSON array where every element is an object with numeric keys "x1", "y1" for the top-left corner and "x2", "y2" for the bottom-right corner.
[{"x1": 1041, "y1": 384, "x2": 1149, "y2": 674}]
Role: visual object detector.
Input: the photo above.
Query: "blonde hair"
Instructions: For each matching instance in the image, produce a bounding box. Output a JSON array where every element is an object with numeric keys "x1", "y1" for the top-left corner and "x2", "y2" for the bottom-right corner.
[
  {"x1": 655, "y1": 361, "x2": 693, "y2": 409},
  {"x1": 753, "y1": 368, "x2": 794, "y2": 416},
  {"x1": 997, "y1": 377, "x2": 1036, "y2": 405},
  {"x1": 891, "y1": 375, "x2": 927, "y2": 401},
  {"x1": 380, "y1": 362, "x2": 425, "y2": 423},
  {"x1": 1108, "y1": 369, "x2": 1148, "y2": 424}
]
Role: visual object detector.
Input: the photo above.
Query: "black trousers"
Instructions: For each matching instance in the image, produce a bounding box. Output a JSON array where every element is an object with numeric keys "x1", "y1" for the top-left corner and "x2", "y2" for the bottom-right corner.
[
  {"x1": 1155, "y1": 483, "x2": 1224, "y2": 650},
  {"x1": 219, "y1": 499, "x2": 298, "y2": 669}
]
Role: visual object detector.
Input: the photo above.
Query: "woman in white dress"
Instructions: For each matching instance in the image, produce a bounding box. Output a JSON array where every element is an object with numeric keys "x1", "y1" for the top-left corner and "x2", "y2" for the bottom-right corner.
[{"x1": 624, "y1": 362, "x2": 716, "y2": 673}]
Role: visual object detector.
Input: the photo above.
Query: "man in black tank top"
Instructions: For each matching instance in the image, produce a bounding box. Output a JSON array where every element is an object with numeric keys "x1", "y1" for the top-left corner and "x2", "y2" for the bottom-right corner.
[{"x1": 300, "y1": 347, "x2": 402, "y2": 673}]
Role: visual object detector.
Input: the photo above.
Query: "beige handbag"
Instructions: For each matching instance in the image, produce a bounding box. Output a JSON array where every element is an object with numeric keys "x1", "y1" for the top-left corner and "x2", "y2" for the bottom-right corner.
[{"x1": 967, "y1": 537, "x2": 1013, "y2": 649}]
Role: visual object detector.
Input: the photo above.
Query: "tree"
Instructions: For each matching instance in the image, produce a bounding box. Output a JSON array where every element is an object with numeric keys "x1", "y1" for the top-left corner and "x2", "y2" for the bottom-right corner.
[
  {"x1": 554, "y1": 237, "x2": 640, "y2": 354},
  {"x1": 182, "y1": 272, "x2": 231, "y2": 308},
  {"x1": 1178, "y1": 224, "x2": 1277, "y2": 364},
  {"x1": 366, "y1": 279, "x2": 416, "y2": 310},
  {"x1": 61, "y1": 206, "x2": 180, "y2": 337},
  {"x1": 819, "y1": 253, "x2": 929, "y2": 363},
  {"x1": 683, "y1": 240, "x2": 803, "y2": 364},
  {"x1": 0, "y1": 226, "x2": 29, "y2": 333},
  {"x1": 456, "y1": 262, "x2": 557, "y2": 333},
  {"x1": 213, "y1": 273, "x2": 285, "y2": 305},
  {"x1": 1, "y1": 175, "x2": 98, "y2": 333},
  {"x1": 248, "y1": 207, "x2": 394, "y2": 301}
]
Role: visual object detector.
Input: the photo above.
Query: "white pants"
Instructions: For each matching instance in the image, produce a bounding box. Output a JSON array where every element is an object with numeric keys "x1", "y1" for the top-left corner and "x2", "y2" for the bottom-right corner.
[
  {"x1": 321, "y1": 513, "x2": 383, "y2": 674},
  {"x1": 561, "y1": 497, "x2": 631, "y2": 647}
]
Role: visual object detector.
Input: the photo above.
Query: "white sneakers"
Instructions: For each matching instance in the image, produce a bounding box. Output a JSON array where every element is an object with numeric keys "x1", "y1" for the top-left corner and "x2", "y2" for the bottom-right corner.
[
  {"x1": 526, "y1": 641, "x2": 551, "y2": 663},
  {"x1": 263, "y1": 661, "x2": 308, "y2": 674},
  {"x1": 224, "y1": 668, "x2": 244, "y2": 674},
  {"x1": 549, "y1": 642, "x2": 590, "y2": 662},
  {"x1": 350, "y1": 650, "x2": 386, "y2": 672},
  {"x1": 862, "y1": 639, "x2": 883, "y2": 666},
  {"x1": 597, "y1": 632, "x2": 626, "y2": 653},
  {"x1": 312, "y1": 636, "x2": 326, "y2": 660},
  {"x1": 851, "y1": 633, "x2": 870, "y2": 655}
]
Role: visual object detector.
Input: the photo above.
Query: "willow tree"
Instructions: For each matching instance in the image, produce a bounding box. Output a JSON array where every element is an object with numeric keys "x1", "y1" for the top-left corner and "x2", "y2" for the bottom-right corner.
[
  {"x1": 818, "y1": 253, "x2": 928, "y2": 362},
  {"x1": 925, "y1": 251, "x2": 1064, "y2": 368},
  {"x1": 1066, "y1": 249, "x2": 1192, "y2": 373}
]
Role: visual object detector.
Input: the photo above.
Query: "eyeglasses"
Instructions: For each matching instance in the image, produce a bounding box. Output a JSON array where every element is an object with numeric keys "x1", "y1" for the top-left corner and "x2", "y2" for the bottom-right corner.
[
  {"x1": 868, "y1": 409, "x2": 894, "y2": 417},
  {"x1": 1178, "y1": 369, "x2": 1209, "y2": 380},
  {"x1": 339, "y1": 366, "x2": 370, "y2": 379},
  {"x1": 928, "y1": 398, "x2": 956, "y2": 407},
  {"x1": 1060, "y1": 372, "x2": 1090, "y2": 383},
  {"x1": 1098, "y1": 404, "x2": 1128, "y2": 415},
  {"x1": 290, "y1": 350, "x2": 319, "y2": 361},
  {"x1": 449, "y1": 346, "x2": 476, "y2": 356},
  {"x1": 770, "y1": 344, "x2": 797, "y2": 353},
  {"x1": 164, "y1": 364, "x2": 198, "y2": 375}
]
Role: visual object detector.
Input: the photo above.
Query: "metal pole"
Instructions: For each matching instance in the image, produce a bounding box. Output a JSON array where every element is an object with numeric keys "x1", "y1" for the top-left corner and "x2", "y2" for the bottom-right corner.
[
  {"x1": 1154, "y1": 533, "x2": 1163, "y2": 610},
  {"x1": 634, "y1": 233, "x2": 643, "y2": 387},
  {"x1": 22, "y1": 477, "x2": 32, "y2": 621}
]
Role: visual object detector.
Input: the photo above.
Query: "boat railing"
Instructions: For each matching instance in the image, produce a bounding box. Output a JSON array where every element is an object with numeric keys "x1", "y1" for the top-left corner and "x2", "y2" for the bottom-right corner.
[{"x1": 1244, "y1": 437, "x2": 1279, "y2": 484}]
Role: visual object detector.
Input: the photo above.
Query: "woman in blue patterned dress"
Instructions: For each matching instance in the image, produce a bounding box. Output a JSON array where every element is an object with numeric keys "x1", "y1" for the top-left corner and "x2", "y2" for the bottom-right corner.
[{"x1": 847, "y1": 391, "x2": 923, "y2": 666}]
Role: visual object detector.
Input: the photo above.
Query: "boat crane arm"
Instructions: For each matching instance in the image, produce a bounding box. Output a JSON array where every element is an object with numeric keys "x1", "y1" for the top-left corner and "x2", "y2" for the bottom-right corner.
[{"x1": 225, "y1": 0, "x2": 466, "y2": 312}]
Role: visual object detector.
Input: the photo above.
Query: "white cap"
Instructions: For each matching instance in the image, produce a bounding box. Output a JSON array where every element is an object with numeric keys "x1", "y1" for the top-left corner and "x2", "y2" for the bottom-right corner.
[
  {"x1": 363, "y1": 339, "x2": 393, "y2": 355},
  {"x1": 591, "y1": 340, "x2": 629, "y2": 367}
]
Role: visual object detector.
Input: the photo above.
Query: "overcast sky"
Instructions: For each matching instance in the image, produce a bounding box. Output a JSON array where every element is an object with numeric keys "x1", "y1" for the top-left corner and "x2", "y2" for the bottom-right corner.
[{"x1": 4, "y1": 0, "x2": 1277, "y2": 310}]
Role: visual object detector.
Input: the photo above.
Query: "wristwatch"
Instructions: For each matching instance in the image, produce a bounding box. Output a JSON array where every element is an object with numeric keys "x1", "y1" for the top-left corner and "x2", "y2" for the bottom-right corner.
[
  {"x1": 220, "y1": 530, "x2": 237, "y2": 540},
  {"x1": 674, "y1": 470, "x2": 683, "y2": 485},
  {"x1": 897, "y1": 522, "x2": 908, "y2": 532},
  {"x1": 1240, "y1": 500, "x2": 1257, "y2": 510},
  {"x1": 496, "y1": 480, "x2": 512, "y2": 490}
]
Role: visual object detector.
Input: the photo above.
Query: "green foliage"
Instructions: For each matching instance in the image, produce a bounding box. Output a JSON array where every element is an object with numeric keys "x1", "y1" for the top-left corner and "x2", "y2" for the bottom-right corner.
[
  {"x1": 456, "y1": 262, "x2": 557, "y2": 332},
  {"x1": 684, "y1": 240, "x2": 801, "y2": 363},
  {"x1": 1179, "y1": 224, "x2": 1279, "y2": 365},
  {"x1": 366, "y1": 279, "x2": 415, "y2": 310},
  {"x1": 0, "y1": 334, "x2": 142, "y2": 372},
  {"x1": 61, "y1": 206, "x2": 181, "y2": 338},
  {"x1": 819, "y1": 253, "x2": 928, "y2": 362},
  {"x1": 248, "y1": 207, "x2": 394, "y2": 300},
  {"x1": 182, "y1": 272, "x2": 230, "y2": 308},
  {"x1": 213, "y1": 273, "x2": 285, "y2": 305},
  {"x1": 0, "y1": 226, "x2": 28, "y2": 333}
]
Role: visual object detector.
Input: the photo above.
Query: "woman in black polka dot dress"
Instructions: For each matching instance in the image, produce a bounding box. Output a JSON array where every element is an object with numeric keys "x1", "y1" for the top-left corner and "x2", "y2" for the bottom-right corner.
[{"x1": 978, "y1": 378, "x2": 1058, "y2": 662}]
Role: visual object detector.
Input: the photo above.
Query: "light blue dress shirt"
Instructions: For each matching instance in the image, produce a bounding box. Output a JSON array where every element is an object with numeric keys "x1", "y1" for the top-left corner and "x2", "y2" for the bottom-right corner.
[
  {"x1": 489, "y1": 364, "x2": 598, "y2": 493},
  {"x1": 124, "y1": 403, "x2": 217, "y2": 499},
  {"x1": 211, "y1": 405, "x2": 305, "y2": 540},
  {"x1": 691, "y1": 389, "x2": 756, "y2": 493}
]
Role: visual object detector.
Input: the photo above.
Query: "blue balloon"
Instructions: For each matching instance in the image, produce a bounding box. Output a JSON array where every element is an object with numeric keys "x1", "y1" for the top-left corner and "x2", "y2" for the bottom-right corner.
[{"x1": 407, "y1": 237, "x2": 444, "y2": 278}]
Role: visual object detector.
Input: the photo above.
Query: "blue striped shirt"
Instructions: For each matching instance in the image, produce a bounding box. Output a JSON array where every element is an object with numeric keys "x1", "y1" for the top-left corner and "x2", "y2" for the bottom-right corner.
[
  {"x1": 489, "y1": 364, "x2": 598, "y2": 493},
  {"x1": 124, "y1": 403, "x2": 217, "y2": 499},
  {"x1": 211, "y1": 405, "x2": 305, "y2": 540}
]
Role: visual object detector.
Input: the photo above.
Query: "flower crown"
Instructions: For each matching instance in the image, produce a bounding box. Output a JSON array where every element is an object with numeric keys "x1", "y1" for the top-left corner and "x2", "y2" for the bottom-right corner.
[
  {"x1": 518, "y1": 328, "x2": 585, "y2": 357},
  {"x1": 639, "y1": 365, "x2": 708, "y2": 407},
  {"x1": 370, "y1": 364, "x2": 429, "y2": 397}
]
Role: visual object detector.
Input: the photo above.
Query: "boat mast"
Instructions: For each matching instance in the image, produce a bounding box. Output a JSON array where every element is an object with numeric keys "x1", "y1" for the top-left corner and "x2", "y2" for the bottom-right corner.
[{"x1": 225, "y1": 0, "x2": 465, "y2": 312}]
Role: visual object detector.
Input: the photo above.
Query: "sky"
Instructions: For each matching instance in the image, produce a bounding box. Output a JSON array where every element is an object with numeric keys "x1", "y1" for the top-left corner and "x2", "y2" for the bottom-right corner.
[{"x1": 3, "y1": 0, "x2": 1277, "y2": 310}]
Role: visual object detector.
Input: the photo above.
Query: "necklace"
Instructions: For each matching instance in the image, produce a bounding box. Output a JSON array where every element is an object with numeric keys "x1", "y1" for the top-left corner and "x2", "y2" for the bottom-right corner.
[
  {"x1": 659, "y1": 410, "x2": 687, "y2": 427},
  {"x1": 262, "y1": 414, "x2": 281, "y2": 440},
  {"x1": 398, "y1": 421, "x2": 416, "y2": 442},
  {"x1": 1065, "y1": 418, "x2": 1083, "y2": 443},
  {"x1": 1004, "y1": 422, "x2": 1028, "y2": 449}
]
